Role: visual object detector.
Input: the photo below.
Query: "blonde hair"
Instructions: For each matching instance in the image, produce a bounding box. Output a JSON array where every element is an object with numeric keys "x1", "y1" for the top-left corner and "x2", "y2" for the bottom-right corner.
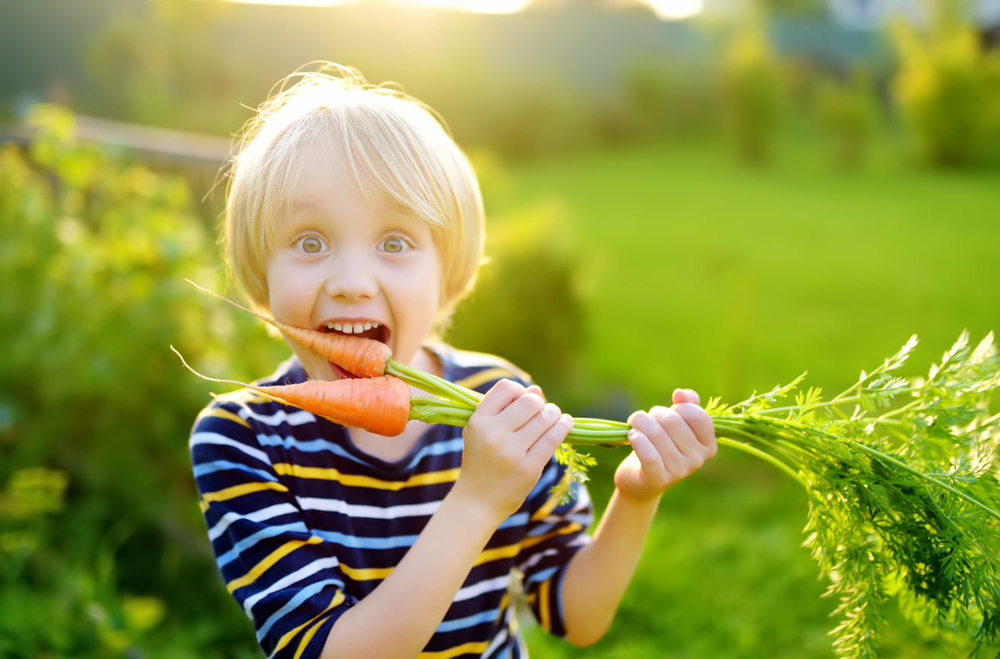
[{"x1": 223, "y1": 62, "x2": 486, "y2": 332}]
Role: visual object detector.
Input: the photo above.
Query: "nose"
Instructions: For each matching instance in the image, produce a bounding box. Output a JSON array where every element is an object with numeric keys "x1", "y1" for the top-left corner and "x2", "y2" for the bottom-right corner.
[{"x1": 322, "y1": 247, "x2": 378, "y2": 301}]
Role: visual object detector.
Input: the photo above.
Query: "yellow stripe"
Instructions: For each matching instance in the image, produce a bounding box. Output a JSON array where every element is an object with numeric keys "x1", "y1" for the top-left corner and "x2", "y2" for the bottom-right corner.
[
  {"x1": 196, "y1": 407, "x2": 251, "y2": 429},
  {"x1": 474, "y1": 543, "x2": 521, "y2": 566},
  {"x1": 339, "y1": 562, "x2": 395, "y2": 581},
  {"x1": 473, "y1": 523, "x2": 583, "y2": 568},
  {"x1": 199, "y1": 499, "x2": 209, "y2": 513},
  {"x1": 214, "y1": 389, "x2": 270, "y2": 405},
  {"x1": 273, "y1": 464, "x2": 460, "y2": 490},
  {"x1": 293, "y1": 612, "x2": 335, "y2": 659},
  {"x1": 454, "y1": 368, "x2": 518, "y2": 391},
  {"x1": 418, "y1": 641, "x2": 491, "y2": 659},
  {"x1": 203, "y1": 480, "x2": 290, "y2": 505},
  {"x1": 227, "y1": 536, "x2": 323, "y2": 594},
  {"x1": 530, "y1": 473, "x2": 571, "y2": 522},
  {"x1": 523, "y1": 523, "x2": 584, "y2": 551},
  {"x1": 538, "y1": 579, "x2": 552, "y2": 632},
  {"x1": 271, "y1": 590, "x2": 345, "y2": 657}
]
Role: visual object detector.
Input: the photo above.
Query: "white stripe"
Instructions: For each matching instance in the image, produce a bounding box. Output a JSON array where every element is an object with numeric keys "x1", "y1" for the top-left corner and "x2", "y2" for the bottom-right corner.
[
  {"x1": 297, "y1": 498, "x2": 441, "y2": 520},
  {"x1": 242, "y1": 556, "x2": 342, "y2": 618},
  {"x1": 191, "y1": 432, "x2": 270, "y2": 465},
  {"x1": 242, "y1": 406, "x2": 317, "y2": 427},
  {"x1": 517, "y1": 548, "x2": 557, "y2": 573},
  {"x1": 208, "y1": 503, "x2": 299, "y2": 542},
  {"x1": 482, "y1": 626, "x2": 509, "y2": 659},
  {"x1": 455, "y1": 575, "x2": 510, "y2": 603}
]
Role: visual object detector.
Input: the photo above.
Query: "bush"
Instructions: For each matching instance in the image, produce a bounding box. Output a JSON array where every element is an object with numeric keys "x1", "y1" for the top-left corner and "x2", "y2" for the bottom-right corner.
[
  {"x1": 814, "y1": 68, "x2": 879, "y2": 168},
  {"x1": 0, "y1": 104, "x2": 278, "y2": 657},
  {"x1": 891, "y1": 22, "x2": 1000, "y2": 167},
  {"x1": 717, "y1": 25, "x2": 784, "y2": 164},
  {"x1": 444, "y1": 201, "x2": 589, "y2": 404}
]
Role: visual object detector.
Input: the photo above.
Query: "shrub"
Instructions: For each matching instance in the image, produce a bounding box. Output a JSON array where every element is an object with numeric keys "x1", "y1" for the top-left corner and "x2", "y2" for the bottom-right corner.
[
  {"x1": 891, "y1": 22, "x2": 1000, "y2": 167},
  {"x1": 815, "y1": 68, "x2": 879, "y2": 168},
  {"x1": 444, "y1": 201, "x2": 589, "y2": 404},
  {"x1": 717, "y1": 25, "x2": 783, "y2": 164},
  {"x1": 0, "y1": 104, "x2": 276, "y2": 657}
]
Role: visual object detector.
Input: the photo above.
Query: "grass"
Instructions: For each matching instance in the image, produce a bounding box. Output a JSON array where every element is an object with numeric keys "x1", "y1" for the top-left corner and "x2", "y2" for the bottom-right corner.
[
  {"x1": 493, "y1": 136, "x2": 1000, "y2": 411},
  {"x1": 488, "y1": 136, "x2": 1000, "y2": 658}
]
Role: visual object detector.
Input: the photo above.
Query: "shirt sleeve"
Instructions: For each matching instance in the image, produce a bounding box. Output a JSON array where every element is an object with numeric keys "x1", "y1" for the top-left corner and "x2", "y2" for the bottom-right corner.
[
  {"x1": 515, "y1": 458, "x2": 594, "y2": 639},
  {"x1": 189, "y1": 395, "x2": 354, "y2": 659}
]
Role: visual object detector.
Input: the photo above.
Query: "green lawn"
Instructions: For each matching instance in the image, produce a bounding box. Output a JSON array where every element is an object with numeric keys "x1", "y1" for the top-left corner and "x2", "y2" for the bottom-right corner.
[
  {"x1": 488, "y1": 137, "x2": 1000, "y2": 659},
  {"x1": 494, "y1": 137, "x2": 1000, "y2": 409}
]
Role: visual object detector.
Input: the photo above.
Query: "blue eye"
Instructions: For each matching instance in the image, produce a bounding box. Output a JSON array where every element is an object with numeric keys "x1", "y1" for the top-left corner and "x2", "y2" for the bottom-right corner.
[
  {"x1": 381, "y1": 237, "x2": 410, "y2": 254},
  {"x1": 296, "y1": 235, "x2": 327, "y2": 254}
]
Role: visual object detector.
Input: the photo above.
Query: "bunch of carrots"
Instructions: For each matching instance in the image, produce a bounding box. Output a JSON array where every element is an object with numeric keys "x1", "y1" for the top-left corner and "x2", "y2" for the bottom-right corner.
[{"x1": 175, "y1": 281, "x2": 1000, "y2": 659}]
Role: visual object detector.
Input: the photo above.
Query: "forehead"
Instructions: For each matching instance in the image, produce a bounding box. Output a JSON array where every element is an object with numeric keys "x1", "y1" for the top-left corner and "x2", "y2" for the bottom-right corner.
[{"x1": 281, "y1": 143, "x2": 402, "y2": 218}]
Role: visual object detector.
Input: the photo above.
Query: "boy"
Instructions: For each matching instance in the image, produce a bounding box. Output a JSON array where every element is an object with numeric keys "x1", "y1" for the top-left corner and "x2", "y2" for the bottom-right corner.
[{"x1": 189, "y1": 62, "x2": 717, "y2": 659}]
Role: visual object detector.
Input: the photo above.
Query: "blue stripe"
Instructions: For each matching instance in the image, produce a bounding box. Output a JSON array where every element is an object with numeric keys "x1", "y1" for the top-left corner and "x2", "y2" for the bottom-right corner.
[
  {"x1": 526, "y1": 521, "x2": 558, "y2": 538},
  {"x1": 499, "y1": 512, "x2": 529, "y2": 530},
  {"x1": 256, "y1": 435, "x2": 464, "y2": 471},
  {"x1": 436, "y1": 608, "x2": 501, "y2": 633},
  {"x1": 524, "y1": 566, "x2": 558, "y2": 587},
  {"x1": 530, "y1": 465, "x2": 560, "y2": 500},
  {"x1": 256, "y1": 578, "x2": 344, "y2": 641},
  {"x1": 217, "y1": 522, "x2": 310, "y2": 568},
  {"x1": 194, "y1": 460, "x2": 278, "y2": 482},
  {"x1": 311, "y1": 530, "x2": 419, "y2": 550}
]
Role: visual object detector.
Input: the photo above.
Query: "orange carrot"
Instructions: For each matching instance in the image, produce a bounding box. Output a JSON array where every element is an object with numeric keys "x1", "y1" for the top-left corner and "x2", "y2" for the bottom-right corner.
[
  {"x1": 172, "y1": 347, "x2": 410, "y2": 436},
  {"x1": 186, "y1": 280, "x2": 390, "y2": 378}
]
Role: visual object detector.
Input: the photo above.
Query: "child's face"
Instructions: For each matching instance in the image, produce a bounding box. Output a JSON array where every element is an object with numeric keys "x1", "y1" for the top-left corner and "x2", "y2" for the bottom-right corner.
[{"x1": 265, "y1": 145, "x2": 443, "y2": 381}]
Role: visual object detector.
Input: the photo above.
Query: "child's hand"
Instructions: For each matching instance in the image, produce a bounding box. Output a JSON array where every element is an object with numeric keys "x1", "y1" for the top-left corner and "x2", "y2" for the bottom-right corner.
[
  {"x1": 615, "y1": 389, "x2": 717, "y2": 501},
  {"x1": 453, "y1": 380, "x2": 573, "y2": 521}
]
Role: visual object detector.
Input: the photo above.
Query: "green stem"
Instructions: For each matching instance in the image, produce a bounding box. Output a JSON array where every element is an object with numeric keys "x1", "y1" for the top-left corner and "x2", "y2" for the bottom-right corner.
[{"x1": 716, "y1": 437, "x2": 805, "y2": 485}]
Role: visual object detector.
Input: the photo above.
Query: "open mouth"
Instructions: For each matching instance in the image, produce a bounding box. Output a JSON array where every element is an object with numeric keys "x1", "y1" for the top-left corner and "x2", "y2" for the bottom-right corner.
[{"x1": 320, "y1": 323, "x2": 391, "y2": 379}]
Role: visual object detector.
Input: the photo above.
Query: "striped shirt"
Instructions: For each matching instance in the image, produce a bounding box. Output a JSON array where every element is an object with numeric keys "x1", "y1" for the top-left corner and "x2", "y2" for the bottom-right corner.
[{"x1": 189, "y1": 342, "x2": 594, "y2": 659}]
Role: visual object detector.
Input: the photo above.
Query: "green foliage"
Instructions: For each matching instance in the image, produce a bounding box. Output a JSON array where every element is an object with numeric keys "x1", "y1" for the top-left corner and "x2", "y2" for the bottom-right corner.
[
  {"x1": 891, "y1": 22, "x2": 1000, "y2": 167},
  {"x1": 706, "y1": 332, "x2": 1000, "y2": 659},
  {"x1": 717, "y1": 25, "x2": 783, "y2": 164},
  {"x1": 0, "y1": 104, "x2": 278, "y2": 657},
  {"x1": 814, "y1": 69, "x2": 878, "y2": 168},
  {"x1": 605, "y1": 60, "x2": 719, "y2": 144},
  {"x1": 445, "y1": 201, "x2": 589, "y2": 402}
]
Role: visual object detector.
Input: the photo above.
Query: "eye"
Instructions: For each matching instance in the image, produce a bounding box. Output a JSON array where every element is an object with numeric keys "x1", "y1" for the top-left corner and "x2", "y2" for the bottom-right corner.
[
  {"x1": 380, "y1": 236, "x2": 411, "y2": 254},
  {"x1": 294, "y1": 235, "x2": 328, "y2": 254}
]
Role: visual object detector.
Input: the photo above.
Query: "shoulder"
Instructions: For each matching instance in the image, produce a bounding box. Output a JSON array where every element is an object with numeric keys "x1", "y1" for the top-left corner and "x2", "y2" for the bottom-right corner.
[
  {"x1": 188, "y1": 355, "x2": 309, "y2": 458},
  {"x1": 433, "y1": 343, "x2": 534, "y2": 394}
]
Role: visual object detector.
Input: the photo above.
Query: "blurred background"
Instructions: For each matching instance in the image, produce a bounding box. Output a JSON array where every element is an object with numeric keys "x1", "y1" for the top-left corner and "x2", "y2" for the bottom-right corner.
[{"x1": 1, "y1": 0, "x2": 999, "y2": 656}]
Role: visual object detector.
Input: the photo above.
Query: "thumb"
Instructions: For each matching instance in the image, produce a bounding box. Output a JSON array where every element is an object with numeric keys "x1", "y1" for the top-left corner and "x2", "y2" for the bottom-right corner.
[
  {"x1": 672, "y1": 388, "x2": 701, "y2": 406},
  {"x1": 526, "y1": 384, "x2": 546, "y2": 402}
]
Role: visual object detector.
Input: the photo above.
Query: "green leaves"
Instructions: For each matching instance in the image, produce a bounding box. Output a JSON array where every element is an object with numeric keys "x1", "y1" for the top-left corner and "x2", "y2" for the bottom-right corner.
[{"x1": 713, "y1": 331, "x2": 1000, "y2": 659}]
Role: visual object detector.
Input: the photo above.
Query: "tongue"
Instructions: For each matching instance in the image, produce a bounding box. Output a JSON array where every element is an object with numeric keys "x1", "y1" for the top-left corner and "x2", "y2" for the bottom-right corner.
[{"x1": 330, "y1": 361, "x2": 358, "y2": 379}]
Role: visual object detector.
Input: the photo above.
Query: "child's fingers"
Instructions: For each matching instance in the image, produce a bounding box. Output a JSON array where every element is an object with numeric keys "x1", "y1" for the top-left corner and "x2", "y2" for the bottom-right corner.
[
  {"x1": 649, "y1": 406, "x2": 703, "y2": 459},
  {"x1": 512, "y1": 402, "x2": 563, "y2": 443},
  {"x1": 672, "y1": 388, "x2": 701, "y2": 406},
  {"x1": 673, "y1": 403, "x2": 718, "y2": 454},
  {"x1": 627, "y1": 429, "x2": 670, "y2": 487},
  {"x1": 526, "y1": 384, "x2": 545, "y2": 402},
  {"x1": 525, "y1": 414, "x2": 572, "y2": 469},
  {"x1": 475, "y1": 379, "x2": 528, "y2": 417},
  {"x1": 629, "y1": 412, "x2": 687, "y2": 466},
  {"x1": 502, "y1": 392, "x2": 549, "y2": 432}
]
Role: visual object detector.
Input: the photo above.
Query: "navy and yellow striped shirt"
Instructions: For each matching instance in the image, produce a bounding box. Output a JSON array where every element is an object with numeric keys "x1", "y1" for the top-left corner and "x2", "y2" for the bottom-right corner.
[{"x1": 189, "y1": 342, "x2": 594, "y2": 659}]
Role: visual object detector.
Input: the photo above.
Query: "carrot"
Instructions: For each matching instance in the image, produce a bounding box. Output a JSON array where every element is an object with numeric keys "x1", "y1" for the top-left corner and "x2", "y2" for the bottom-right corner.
[
  {"x1": 186, "y1": 280, "x2": 391, "y2": 378},
  {"x1": 172, "y1": 346, "x2": 410, "y2": 436}
]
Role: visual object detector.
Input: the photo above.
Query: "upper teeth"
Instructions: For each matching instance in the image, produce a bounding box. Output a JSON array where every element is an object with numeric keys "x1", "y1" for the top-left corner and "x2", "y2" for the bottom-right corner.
[{"x1": 326, "y1": 321, "x2": 380, "y2": 334}]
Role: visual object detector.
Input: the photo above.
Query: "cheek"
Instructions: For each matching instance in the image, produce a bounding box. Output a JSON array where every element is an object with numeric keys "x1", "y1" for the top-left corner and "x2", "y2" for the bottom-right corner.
[{"x1": 266, "y1": 258, "x2": 314, "y2": 325}]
